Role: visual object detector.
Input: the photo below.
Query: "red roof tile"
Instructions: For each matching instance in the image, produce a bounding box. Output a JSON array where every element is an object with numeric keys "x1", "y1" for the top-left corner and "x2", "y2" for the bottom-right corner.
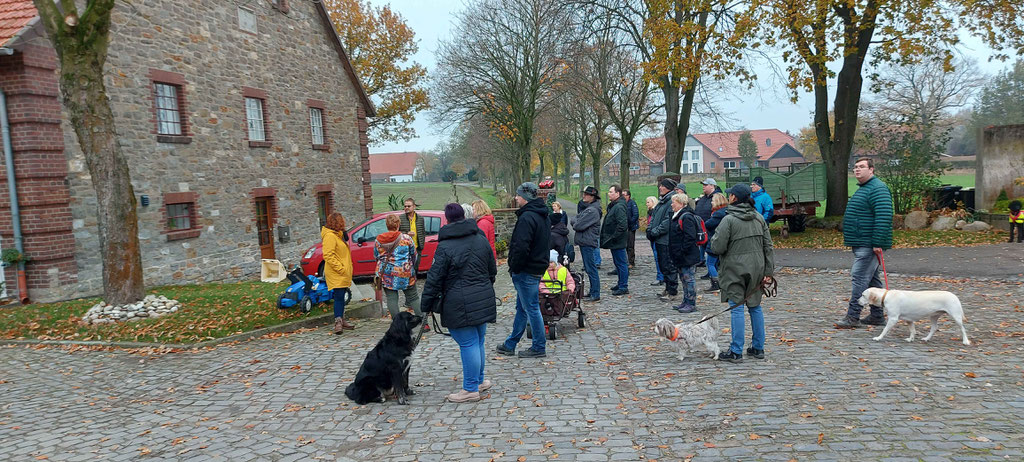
[
  {"x1": 0, "y1": 0, "x2": 36, "y2": 48},
  {"x1": 691, "y1": 129, "x2": 796, "y2": 160},
  {"x1": 641, "y1": 137, "x2": 666, "y2": 163},
  {"x1": 369, "y1": 152, "x2": 419, "y2": 176}
]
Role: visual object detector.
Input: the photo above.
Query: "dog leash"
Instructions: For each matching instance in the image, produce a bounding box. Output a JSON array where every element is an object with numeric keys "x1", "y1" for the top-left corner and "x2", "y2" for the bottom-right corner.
[
  {"x1": 695, "y1": 276, "x2": 777, "y2": 325},
  {"x1": 874, "y1": 248, "x2": 889, "y2": 290}
]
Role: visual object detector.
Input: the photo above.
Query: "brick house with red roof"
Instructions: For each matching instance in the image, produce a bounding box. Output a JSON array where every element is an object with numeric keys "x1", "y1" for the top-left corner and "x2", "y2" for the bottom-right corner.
[
  {"x1": 369, "y1": 151, "x2": 420, "y2": 182},
  {"x1": 642, "y1": 129, "x2": 806, "y2": 174},
  {"x1": 0, "y1": 0, "x2": 375, "y2": 302}
]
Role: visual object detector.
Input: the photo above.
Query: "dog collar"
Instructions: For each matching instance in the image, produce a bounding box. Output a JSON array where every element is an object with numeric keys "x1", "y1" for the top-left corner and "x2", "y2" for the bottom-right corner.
[
  {"x1": 880, "y1": 290, "x2": 889, "y2": 307},
  {"x1": 669, "y1": 326, "x2": 679, "y2": 342}
]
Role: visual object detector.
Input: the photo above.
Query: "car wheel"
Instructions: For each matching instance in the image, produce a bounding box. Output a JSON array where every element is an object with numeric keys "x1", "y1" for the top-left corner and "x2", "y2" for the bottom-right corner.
[{"x1": 317, "y1": 262, "x2": 325, "y2": 278}]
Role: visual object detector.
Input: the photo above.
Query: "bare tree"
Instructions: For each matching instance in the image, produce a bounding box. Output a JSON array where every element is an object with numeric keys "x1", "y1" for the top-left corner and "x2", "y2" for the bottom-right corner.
[
  {"x1": 33, "y1": 0, "x2": 143, "y2": 304},
  {"x1": 870, "y1": 57, "x2": 985, "y2": 131},
  {"x1": 431, "y1": 0, "x2": 575, "y2": 186}
]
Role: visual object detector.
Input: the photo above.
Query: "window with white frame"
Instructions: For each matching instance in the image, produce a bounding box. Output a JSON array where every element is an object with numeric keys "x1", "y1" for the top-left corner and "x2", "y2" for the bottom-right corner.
[
  {"x1": 245, "y1": 97, "x2": 266, "y2": 141},
  {"x1": 310, "y1": 107, "x2": 324, "y2": 145},
  {"x1": 681, "y1": 164, "x2": 689, "y2": 174},
  {"x1": 723, "y1": 161, "x2": 737, "y2": 169},
  {"x1": 692, "y1": 162, "x2": 699, "y2": 173},
  {"x1": 691, "y1": 149, "x2": 701, "y2": 160},
  {"x1": 154, "y1": 83, "x2": 182, "y2": 135}
]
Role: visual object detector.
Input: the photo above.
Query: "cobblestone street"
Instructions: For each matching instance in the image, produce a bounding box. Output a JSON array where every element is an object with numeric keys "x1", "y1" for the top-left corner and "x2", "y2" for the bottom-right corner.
[{"x1": 2, "y1": 244, "x2": 1023, "y2": 461}]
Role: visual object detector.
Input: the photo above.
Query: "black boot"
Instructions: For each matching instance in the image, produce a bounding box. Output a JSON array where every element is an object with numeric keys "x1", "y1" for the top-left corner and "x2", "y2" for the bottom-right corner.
[{"x1": 703, "y1": 278, "x2": 720, "y2": 293}]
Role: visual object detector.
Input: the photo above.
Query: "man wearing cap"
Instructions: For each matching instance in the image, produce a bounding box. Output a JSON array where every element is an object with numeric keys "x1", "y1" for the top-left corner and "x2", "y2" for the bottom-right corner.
[
  {"x1": 835, "y1": 157, "x2": 894, "y2": 329},
  {"x1": 694, "y1": 178, "x2": 719, "y2": 271},
  {"x1": 496, "y1": 182, "x2": 551, "y2": 358},
  {"x1": 647, "y1": 178, "x2": 679, "y2": 300},
  {"x1": 750, "y1": 176, "x2": 774, "y2": 222},
  {"x1": 572, "y1": 186, "x2": 603, "y2": 301},
  {"x1": 601, "y1": 184, "x2": 630, "y2": 296}
]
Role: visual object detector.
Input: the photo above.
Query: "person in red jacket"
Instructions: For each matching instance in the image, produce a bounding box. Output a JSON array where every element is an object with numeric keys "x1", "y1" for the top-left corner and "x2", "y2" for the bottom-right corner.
[{"x1": 472, "y1": 200, "x2": 497, "y2": 258}]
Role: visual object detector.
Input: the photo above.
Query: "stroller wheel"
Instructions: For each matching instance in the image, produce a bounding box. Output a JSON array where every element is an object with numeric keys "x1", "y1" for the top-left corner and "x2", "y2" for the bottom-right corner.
[
  {"x1": 577, "y1": 311, "x2": 585, "y2": 328},
  {"x1": 548, "y1": 323, "x2": 558, "y2": 340},
  {"x1": 300, "y1": 296, "x2": 313, "y2": 314}
]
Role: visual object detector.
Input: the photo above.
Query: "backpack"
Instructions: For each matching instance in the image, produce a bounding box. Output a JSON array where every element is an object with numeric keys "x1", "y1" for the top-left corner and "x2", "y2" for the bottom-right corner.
[{"x1": 680, "y1": 212, "x2": 708, "y2": 246}]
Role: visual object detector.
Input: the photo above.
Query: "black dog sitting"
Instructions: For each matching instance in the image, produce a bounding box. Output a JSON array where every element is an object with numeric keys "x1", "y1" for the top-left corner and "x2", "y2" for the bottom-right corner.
[
  {"x1": 345, "y1": 312, "x2": 423, "y2": 405},
  {"x1": 1009, "y1": 200, "x2": 1024, "y2": 243}
]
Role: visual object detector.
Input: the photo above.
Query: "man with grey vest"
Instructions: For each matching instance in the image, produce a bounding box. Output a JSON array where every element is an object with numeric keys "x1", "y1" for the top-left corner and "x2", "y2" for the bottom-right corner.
[
  {"x1": 647, "y1": 178, "x2": 678, "y2": 301},
  {"x1": 572, "y1": 186, "x2": 602, "y2": 301}
]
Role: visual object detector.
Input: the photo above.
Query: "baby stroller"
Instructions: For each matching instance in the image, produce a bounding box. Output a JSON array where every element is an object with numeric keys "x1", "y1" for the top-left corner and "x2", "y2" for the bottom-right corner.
[{"x1": 528, "y1": 255, "x2": 586, "y2": 340}]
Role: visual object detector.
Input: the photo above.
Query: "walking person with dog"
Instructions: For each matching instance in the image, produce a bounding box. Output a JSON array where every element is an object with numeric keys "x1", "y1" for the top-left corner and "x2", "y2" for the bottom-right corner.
[
  {"x1": 374, "y1": 214, "x2": 422, "y2": 320},
  {"x1": 708, "y1": 184, "x2": 775, "y2": 362},
  {"x1": 835, "y1": 157, "x2": 894, "y2": 328},
  {"x1": 322, "y1": 212, "x2": 354, "y2": 335},
  {"x1": 420, "y1": 204, "x2": 498, "y2": 403},
  {"x1": 648, "y1": 179, "x2": 679, "y2": 302},
  {"x1": 573, "y1": 186, "x2": 603, "y2": 301},
  {"x1": 496, "y1": 182, "x2": 551, "y2": 359},
  {"x1": 668, "y1": 193, "x2": 702, "y2": 313},
  {"x1": 602, "y1": 185, "x2": 630, "y2": 296}
]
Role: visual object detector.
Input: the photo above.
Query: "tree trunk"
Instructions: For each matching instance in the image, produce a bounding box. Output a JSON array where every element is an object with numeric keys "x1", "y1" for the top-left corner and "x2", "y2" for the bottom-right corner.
[
  {"x1": 591, "y1": 147, "x2": 601, "y2": 202},
  {"x1": 562, "y1": 144, "x2": 572, "y2": 194},
  {"x1": 619, "y1": 133, "x2": 633, "y2": 190},
  {"x1": 60, "y1": 48, "x2": 144, "y2": 304},
  {"x1": 662, "y1": 80, "x2": 681, "y2": 173}
]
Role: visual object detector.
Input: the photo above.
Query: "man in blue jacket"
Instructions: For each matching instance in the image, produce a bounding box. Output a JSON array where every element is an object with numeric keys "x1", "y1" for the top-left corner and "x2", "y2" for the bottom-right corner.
[
  {"x1": 751, "y1": 176, "x2": 774, "y2": 222},
  {"x1": 496, "y1": 182, "x2": 551, "y2": 358}
]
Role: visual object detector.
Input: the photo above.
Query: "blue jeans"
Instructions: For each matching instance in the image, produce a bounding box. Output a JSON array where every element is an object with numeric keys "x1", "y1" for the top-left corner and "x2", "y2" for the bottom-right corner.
[
  {"x1": 699, "y1": 244, "x2": 707, "y2": 264},
  {"x1": 332, "y1": 288, "x2": 349, "y2": 318},
  {"x1": 504, "y1": 272, "x2": 546, "y2": 353},
  {"x1": 729, "y1": 301, "x2": 765, "y2": 355},
  {"x1": 595, "y1": 251, "x2": 602, "y2": 266},
  {"x1": 449, "y1": 324, "x2": 487, "y2": 392},
  {"x1": 679, "y1": 265, "x2": 696, "y2": 307},
  {"x1": 847, "y1": 247, "x2": 884, "y2": 319},
  {"x1": 611, "y1": 248, "x2": 628, "y2": 290},
  {"x1": 706, "y1": 254, "x2": 719, "y2": 278},
  {"x1": 580, "y1": 246, "x2": 600, "y2": 298},
  {"x1": 650, "y1": 241, "x2": 663, "y2": 281}
]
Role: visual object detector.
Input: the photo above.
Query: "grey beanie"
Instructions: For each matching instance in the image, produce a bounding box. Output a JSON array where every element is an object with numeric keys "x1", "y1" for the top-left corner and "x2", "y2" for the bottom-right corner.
[{"x1": 516, "y1": 182, "x2": 539, "y2": 201}]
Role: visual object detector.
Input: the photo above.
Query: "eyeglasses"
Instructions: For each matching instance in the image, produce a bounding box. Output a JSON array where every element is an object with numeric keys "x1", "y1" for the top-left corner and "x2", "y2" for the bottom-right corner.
[{"x1": 404, "y1": 205, "x2": 414, "y2": 208}]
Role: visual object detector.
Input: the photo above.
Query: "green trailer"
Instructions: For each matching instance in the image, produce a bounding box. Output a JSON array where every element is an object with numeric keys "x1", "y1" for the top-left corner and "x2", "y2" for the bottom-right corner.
[{"x1": 724, "y1": 162, "x2": 826, "y2": 232}]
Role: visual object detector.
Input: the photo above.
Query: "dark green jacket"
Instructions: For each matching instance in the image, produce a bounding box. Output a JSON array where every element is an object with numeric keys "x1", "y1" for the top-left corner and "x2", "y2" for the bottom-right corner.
[
  {"x1": 708, "y1": 203, "x2": 775, "y2": 308},
  {"x1": 842, "y1": 176, "x2": 894, "y2": 250},
  {"x1": 600, "y1": 198, "x2": 629, "y2": 250}
]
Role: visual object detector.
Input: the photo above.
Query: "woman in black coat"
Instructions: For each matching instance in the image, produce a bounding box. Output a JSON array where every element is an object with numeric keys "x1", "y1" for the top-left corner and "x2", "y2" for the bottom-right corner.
[
  {"x1": 549, "y1": 213, "x2": 570, "y2": 262},
  {"x1": 420, "y1": 204, "x2": 498, "y2": 403},
  {"x1": 667, "y1": 193, "x2": 700, "y2": 313}
]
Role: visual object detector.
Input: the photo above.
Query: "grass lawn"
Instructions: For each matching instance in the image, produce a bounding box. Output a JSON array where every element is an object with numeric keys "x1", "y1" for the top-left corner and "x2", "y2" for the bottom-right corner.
[
  {"x1": 0, "y1": 280, "x2": 332, "y2": 344},
  {"x1": 772, "y1": 227, "x2": 1006, "y2": 249},
  {"x1": 370, "y1": 182, "x2": 486, "y2": 212}
]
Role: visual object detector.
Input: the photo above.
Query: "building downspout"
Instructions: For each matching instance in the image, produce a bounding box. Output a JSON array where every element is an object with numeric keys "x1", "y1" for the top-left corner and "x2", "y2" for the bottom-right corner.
[{"x1": 1, "y1": 89, "x2": 29, "y2": 304}]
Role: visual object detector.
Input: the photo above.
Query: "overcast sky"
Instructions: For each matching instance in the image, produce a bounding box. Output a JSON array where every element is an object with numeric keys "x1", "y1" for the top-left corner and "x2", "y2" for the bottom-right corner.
[{"x1": 366, "y1": 0, "x2": 1015, "y2": 155}]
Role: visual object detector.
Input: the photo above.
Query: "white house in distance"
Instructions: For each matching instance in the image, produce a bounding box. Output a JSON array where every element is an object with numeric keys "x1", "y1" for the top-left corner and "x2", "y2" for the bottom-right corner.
[{"x1": 368, "y1": 152, "x2": 420, "y2": 182}]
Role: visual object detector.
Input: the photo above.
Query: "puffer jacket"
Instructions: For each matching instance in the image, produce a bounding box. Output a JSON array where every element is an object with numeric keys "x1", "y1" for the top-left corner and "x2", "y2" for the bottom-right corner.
[
  {"x1": 476, "y1": 214, "x2": 497, "y2": 258},
  {"x1": 752, "y1": 189, "x2": 774, "y2": 222},
  {"x1": 600, "y1": 198, "x2": 628, "y2": 250},
  {"x1": 374, "y1": 231, "x2": 417, "y2": 290},
  {"x1": 703, "y1": 207, "x2": 729, "y2": 256},
  {"x1": 668, "y1": 206, "x2": 701, "y2": 268},
  {"x1": 398, "y1": 212, "x2": 426, "y2": 251},
  {"x1": 419, "y1": 219, "x2": 498, "y2": 329},
  {"x1": 507, "y1": 198, "x2": 550, "y2": 276},
  {"x1": 646, "y1": 191, "x2": 676, "y2": 245},
  {"x1": 321, "y1": 226, "x2": 352, "y2": 290},
  {"x1": 694, "y1": 194, "x2": 714, "y2": 221},
  {"x1": 842, "y1": 176, "x2": 894, "y2": 249},
  {"x1": 708, "y1": 202, "x2": 774, "y2": 307},
  {"x1": 572, "y1": 199, "x2": 602, "y2": 248}
]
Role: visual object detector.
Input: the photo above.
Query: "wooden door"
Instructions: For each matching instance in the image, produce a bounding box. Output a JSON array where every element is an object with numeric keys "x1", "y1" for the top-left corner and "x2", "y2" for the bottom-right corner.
[{"x1": 255, "y1": 197, "x2": 275, "y2": 259}]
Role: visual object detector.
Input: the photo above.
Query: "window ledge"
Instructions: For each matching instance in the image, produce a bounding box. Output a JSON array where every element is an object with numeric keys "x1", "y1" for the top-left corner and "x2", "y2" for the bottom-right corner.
[
  {"x1": 312, "y1": 144, "x2": 330, "y2": 151},
  {"x1": 166, "y1": 229, "x2": 201, "y2": 241},
  {"x1": 157, "y1": 135, "x2": 192, "y2": 144},
  {"x1": 248, "y1": 141, "x2": 272, "y2": 148}
]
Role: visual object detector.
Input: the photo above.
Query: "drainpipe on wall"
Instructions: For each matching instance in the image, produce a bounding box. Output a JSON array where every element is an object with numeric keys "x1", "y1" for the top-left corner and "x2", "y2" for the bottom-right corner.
[{"x1": 1, "y1": 89, "x2": 29, "y2": 304}]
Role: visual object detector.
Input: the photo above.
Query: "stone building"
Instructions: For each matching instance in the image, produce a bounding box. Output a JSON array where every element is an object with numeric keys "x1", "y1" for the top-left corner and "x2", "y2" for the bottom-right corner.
[{"x1": 0, "y1": 0, "x2": 375, "y2": 302}]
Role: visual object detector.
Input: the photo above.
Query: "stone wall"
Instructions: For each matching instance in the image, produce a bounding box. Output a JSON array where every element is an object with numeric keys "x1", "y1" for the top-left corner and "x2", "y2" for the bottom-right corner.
[
  {"x1": 977, "y1": 124, "x2": 1024, "y2": 209},
  {"x1": 492, "y1": 208, "x2": 518, "y2": 244},
  {"x1": 12, "y1": 0, "x2": 370, "y2": 301}
]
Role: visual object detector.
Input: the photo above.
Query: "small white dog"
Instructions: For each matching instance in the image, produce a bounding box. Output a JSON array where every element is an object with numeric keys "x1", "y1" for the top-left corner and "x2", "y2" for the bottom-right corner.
[
  {"x1": 653, "y1": 317, "x2": 721, "y2": 360},
  {"x1": 859, "y1": 288, "x2": 970, "y2": 345}
]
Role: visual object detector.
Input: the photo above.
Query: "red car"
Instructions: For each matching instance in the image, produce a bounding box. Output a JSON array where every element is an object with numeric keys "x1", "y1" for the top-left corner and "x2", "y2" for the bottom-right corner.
[{"x1": 300, "y1": 211, "x2": 447, "y2": 278}]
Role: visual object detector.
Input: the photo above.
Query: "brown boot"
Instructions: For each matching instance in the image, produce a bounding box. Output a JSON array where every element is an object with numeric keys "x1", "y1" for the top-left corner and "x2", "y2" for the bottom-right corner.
[
  {"x1": 341, "y1": 319, "x2": 355, "y2": 330},
  {"x1": 333, "y1": 317, "x2": 344, "y2": 335}
]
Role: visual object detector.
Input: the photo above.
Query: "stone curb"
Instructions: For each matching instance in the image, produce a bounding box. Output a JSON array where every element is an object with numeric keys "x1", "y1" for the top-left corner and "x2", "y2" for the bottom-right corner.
[
  {"x1": 0, "y1": 299, "x2": 382, "y2": 350},
  {"x1": 775, "y1": 266, "x2": 1024, "y2": 283}
]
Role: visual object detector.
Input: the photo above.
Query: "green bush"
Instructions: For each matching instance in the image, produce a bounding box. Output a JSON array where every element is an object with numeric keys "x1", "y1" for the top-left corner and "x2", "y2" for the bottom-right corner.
[
  {"x1": 387, "y1": 193, "x2": 406, "y2": 211},
  {"x1": 495, "y1": 239, "x2": 509, "y2": 258}
]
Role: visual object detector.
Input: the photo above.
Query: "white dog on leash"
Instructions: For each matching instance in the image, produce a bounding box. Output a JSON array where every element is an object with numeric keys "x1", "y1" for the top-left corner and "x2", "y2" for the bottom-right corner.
[
  {"x1": 653, "y1": 317, "x2": 721, "y2": 360},
  {"x1": 859, "y1": 288, "x2": 970, "y2": 345}
]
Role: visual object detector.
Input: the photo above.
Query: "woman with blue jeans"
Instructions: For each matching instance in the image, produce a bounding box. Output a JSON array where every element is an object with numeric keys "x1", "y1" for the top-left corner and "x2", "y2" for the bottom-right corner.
[
  {"x1": 321, "y1": 212, "x2": 353, "y2": 335},
  {"x1": 707, "y1": 184, "x2": 775, "y2": 363},
  {"x1": 420, "y1": 204, "x2": 498, "y2": 403},
  {"x1": 645, "y1": 196, "x2": 663, "y2": 284},
  {"x1": 702, "y1": 193, "x2": 729, "y2": 293}
]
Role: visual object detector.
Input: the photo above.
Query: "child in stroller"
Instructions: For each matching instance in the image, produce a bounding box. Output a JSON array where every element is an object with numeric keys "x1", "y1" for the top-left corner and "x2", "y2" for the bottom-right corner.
[{"x1": 531, "y1": 249, "x2": 586, "y2": 340}]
